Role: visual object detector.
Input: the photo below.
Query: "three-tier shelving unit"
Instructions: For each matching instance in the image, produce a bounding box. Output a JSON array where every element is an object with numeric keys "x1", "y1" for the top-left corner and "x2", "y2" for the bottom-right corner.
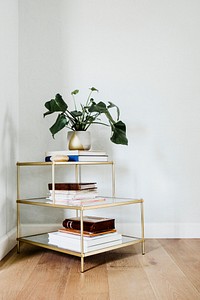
[{"x1": 16, "y1": 161, "x2": 145, "y2": 272}]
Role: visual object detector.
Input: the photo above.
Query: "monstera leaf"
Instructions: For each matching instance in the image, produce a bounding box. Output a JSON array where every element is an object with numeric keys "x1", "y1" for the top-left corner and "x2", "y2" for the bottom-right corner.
[
  {"x1": 50, "y1": 113, "x2": 69, "y2": 138},
  {"x1": 44, "y1": 94, "x2": 68, "y2": 117},
  {"x1": 110, "y1": 121, "x2": 128, "y2": 145}
]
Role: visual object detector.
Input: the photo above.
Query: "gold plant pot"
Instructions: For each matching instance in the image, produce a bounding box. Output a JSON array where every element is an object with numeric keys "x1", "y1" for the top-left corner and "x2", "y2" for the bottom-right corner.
[{"x1": 67, "y1": 131, "x2": 91, "y2": 150}]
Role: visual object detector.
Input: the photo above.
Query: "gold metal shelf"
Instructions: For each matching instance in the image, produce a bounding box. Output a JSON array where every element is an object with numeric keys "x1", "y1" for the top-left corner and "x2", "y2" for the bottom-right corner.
[
  {"x1": 17, "y1": 197, "x2": 144, "y2": 210},
  {"x1": 16, "y1": 161, "x2": 114, "y2": 166},
  {"x1": 16, "y1": 161, "x2": 145, "y2": 272}
]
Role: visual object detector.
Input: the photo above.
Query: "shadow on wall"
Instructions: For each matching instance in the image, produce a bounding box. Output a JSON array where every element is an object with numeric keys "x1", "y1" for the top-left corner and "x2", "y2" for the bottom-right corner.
[{"x1": 0, "y1": 107, "x2": 17, "y2": 236}]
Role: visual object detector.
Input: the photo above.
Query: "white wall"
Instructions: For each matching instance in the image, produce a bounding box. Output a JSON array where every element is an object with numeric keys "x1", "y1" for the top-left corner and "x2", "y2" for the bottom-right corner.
[
  {"x1": 0, "y1": 0, "x2": 18, "y2": 259},
  {"x1": 18, "y1": 0, "x2": 200, "y2": 237},
  {"x1": 19, "y1": 0, "x2": 65, "y2": 160}
]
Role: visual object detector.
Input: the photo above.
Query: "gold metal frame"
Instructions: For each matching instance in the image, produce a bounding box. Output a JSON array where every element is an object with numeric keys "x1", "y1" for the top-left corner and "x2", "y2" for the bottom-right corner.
[{"x1": 16, "y1": 161, "x2": 145, "y2": 272}]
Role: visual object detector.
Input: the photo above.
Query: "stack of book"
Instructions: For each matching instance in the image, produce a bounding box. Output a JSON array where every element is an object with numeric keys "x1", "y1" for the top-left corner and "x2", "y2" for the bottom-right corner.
[
  {"x1": 47, "y1": 182, "x2": 105, "y2": 205},
  {"x1": 45, "y1": 150, "x2": 108, "y2": 162},
  {"x1": 48, "y1": 216, "x2": 122, "y2": 252}
]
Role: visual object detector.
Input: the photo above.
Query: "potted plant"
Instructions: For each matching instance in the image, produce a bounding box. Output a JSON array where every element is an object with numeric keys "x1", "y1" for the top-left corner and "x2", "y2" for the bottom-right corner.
[{"x1": 43, "y1": 87, "x2": 128, "y2": 149}]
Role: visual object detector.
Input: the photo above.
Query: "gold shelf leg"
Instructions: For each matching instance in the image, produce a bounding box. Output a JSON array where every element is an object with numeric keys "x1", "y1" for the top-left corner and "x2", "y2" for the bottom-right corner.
[
  {"x1": 141, "y1": 200, "x2": 145, "y2": 255},
  {"x1": 17, "y1": 205, "x2": 20, "y2": 254},
  {"x1": 112, "y1": 162, "x2": 115, "y2": 197},
  {"x1": 17, "y1": 165, "x2": 20, "y2": 253},
  {"x1": 80, "y1": 209, "x2": 84, "y2": 273},
  {"x1": 17, "y1": 242, "x2": 20, "y2": 253},
  {"x1": 75, "y1": 164, "x2": 81, "y2": 183},
  {"x1": 81, "y1": 256, "x2": 84, "y2": 273},
  {"x1": 75, "y1": 165, "x2": 81, "y2": 218},
  {"x1": 52, "y1": 162, "x2": 55, "y2": 205}
]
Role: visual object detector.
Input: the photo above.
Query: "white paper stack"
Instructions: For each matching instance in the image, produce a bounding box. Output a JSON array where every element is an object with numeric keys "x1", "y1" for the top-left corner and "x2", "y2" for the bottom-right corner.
[{"x1": 48, "y1": 231, "x2": 122, "y2": 252}]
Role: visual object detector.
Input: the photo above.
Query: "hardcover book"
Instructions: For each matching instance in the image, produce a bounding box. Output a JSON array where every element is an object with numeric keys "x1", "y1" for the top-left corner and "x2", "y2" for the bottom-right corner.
[
  {"x1": 62, "y1": 216, "x2": 115, "y2": 233},
  {"x1": 58, "y1": 228, "x2": 117, "y2": 237},
  {"x1": 45, "y1": 155, "x2": 108, "y2": 162},
  {"x1": 48, "y1": 182, "x2": 97, "y2": 190},
  {"x1": 45, "y1": 150, "x2": 107, "y2": 156},
  {"x1": 67, "y1": 155, "x2": 108, "y2": 162}
]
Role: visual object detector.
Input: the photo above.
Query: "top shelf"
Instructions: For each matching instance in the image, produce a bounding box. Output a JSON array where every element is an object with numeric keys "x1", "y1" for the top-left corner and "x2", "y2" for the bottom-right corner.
[{"x1": 16, "y1": 161, "x2": 114, "y2": 166}]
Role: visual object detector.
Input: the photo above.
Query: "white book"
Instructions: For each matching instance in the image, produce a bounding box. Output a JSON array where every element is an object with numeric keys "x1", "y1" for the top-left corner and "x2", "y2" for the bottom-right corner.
[
  {"x1": 47, "y1": 197, "x2": 105, "y2": 205},
  {"x1": 77, "y1": 156, "x2": 108, "y2": 162},
  {"x1": 53, "y1": 239, "x2": 122, "y2": 252},
  {"x1": 45, "y1": 150, "x2": 107, "y2": 157},
  {"x1": 47, "y1": 191, "x2": 98, "y2": 200},
  {"x1": 49, "y1": 189, "x2": 97, "y2": 195},
  {"x1": 48, "y1": 231, "x2": 122, "y2": 252},
  {"x1": 48, "y1": 231, "x2": 121, "y2": 245}
]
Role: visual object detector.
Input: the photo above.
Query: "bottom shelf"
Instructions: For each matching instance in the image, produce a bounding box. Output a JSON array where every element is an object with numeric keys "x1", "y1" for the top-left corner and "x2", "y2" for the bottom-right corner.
[{"x1": 18, "y1": 233, "x2": 144, "y2": 257}]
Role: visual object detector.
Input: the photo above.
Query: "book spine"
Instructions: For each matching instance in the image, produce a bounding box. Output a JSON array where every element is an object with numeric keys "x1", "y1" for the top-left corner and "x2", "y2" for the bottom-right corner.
[
  {"x1": 68, "y1": 155, "x2": 79, "y2": 161},
  {"x1": 45, "y1": 155, "x2": 108, "y2": 162},
  {"x1": 68, "y1": 155, "x2": 108, "y2": 162},
  {"x1": 45, "y1": 155, "x2": 79, "y2": 162},
  {"x1": 49, "y1": 183, "x2": 79, "y2": 190},
  {"x1": 62, "y1": 219, "x2": 115, "y2": 233},
  {"x1": 45, "y1": 156, "x2": 51, "y2": 162},
  {"x1": 45, "y1": 151, "x2": 107, "y2": 156},
  {"x1": 48, "y1": 232, "x2": 122, "y2": 246},
  {"x1": 48, "y1": 183, "x2": 96, "y2": 190}
]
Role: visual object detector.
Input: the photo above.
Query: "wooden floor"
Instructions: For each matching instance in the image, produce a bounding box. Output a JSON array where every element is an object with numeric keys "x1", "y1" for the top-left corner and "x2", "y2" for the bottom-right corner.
[{"x1": 0, "y1": 239, "x2": 200, "y2": 300}]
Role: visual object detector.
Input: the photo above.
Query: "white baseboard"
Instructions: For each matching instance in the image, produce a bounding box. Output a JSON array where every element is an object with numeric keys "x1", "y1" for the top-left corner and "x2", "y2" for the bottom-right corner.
[
  {"x1": 0, "y1": 224, "x2": 60, "y2": 261},
  {"x1": 0, "y1": 228, "x2": 17, "y2": 261},
  {"x1": 145, "y1": 222, "x2": 200, "y2": 238},
  {"x1": 118, "y1": 222, "x2": 200, "y2": 238}
]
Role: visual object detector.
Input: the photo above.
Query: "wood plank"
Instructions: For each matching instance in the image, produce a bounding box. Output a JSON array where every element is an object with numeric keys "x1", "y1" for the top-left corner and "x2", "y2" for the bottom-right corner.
[
  {"x1": 106, "y1": 246, "x2": 157, "y2": 300},
  {"x1": 14, "y1": 249, "x2": 73, "y2": 300},
  {"x1": 1, "y1": 240, "x2": 200, "y2": 300},
  {"x1": 160, "y1": 239, "x2": 200, "y2": 293},
  {"x1": 137, "y1": 239, "x2": 200, "y2": 300},
  {"x1": 61, "y1": 253, "x2": 110, "y2": 300},
  {"x1": 0, "y1": 245, "x2": 44, "y2": 300}
]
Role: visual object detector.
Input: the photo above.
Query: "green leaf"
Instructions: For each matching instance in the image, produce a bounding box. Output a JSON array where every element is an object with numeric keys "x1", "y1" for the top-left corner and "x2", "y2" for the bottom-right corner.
[
  {"x1": 107, "y1": 101, "x2": 120, "y2": 120},
  {"x1": 90, "y1": 87, "x2": 99, "y2": 92},
  {"x1": 70, "y1": 110, "x2": 82, "y2": 118},
  {"x1": 86, "y1": 98, "x2": 95, "y2": 106},
  {"x1": 44, "y1": 94, "x2": 67, "y2": 117},
  {"x1": 88, "y1": 101, "x2": 107, "y2": 113},
  {"x1": 110, "y1": 121, "x2": 128, "y2": 145},
  {"x1": 71, "y1": 89, "x2": 79, "y2": 95},
  {"x1": 50, "y1": 113, "x2": 68, "y2": 138}
]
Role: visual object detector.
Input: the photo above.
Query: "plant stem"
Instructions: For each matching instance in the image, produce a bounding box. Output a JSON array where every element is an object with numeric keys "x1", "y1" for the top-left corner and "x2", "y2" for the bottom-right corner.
[
  {"x1": 86, "y1": 90, "x2": 93, "y2": 107},
  {"x1": 104, "y1": 110, "x2": 115, "y2": 124},
  {"x1": 64, "y1": 111, "x2": 78, "y2": 128},
  {"x1": 72, "y1": 94, "x2": 77, "y2": 110},
  {"x1": 80, "y1": 90, "x2": 93, "y2": 125}
]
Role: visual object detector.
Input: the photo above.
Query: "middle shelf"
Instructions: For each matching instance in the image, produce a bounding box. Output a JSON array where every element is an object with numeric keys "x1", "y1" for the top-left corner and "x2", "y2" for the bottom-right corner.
[{"x1": 17, "y1": 196, "x2": 144, "y2": 210}]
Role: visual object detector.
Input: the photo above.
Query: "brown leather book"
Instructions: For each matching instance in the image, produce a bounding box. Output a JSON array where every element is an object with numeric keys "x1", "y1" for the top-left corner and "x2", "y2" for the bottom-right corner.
[
  {"x1": 48, "y1": 182, "x2": 97, "y2": 190},
  {"x1": 58, "y1": 228, "x2": 117, "y2": 237},
  {"x1": 62, "y1": 216, "x2": 115, "y2": 233}
]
